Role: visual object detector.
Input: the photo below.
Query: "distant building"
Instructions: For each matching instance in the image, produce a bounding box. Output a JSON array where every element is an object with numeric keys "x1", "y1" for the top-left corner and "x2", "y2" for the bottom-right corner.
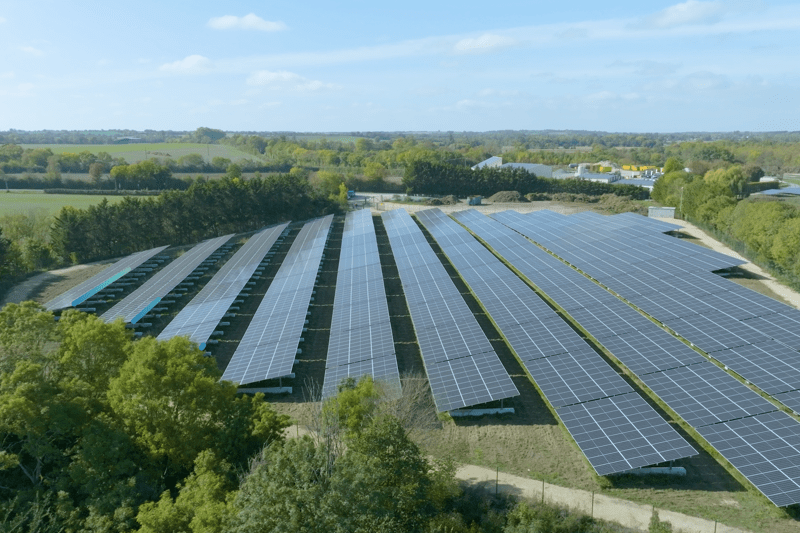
[
  {"x1": 580, "y1": 173, "x2": 620, "y2": 184},
  {"x1": 499, "y1": 162, "x2": 553, "y2": 178},
  {"x1": 617, "y1": 178, "x2": 656, "y2": 191},
  {"x1": 471, "y1": 156, "x2": 503, "y2": 170},
  {"x1": 471, "y1": 156, "x2": 553, "y2": 178}
]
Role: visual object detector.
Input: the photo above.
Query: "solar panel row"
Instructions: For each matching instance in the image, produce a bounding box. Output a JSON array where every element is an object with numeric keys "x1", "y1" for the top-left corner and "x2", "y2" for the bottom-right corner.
[
  {"x1": 509, "y1": 210, "x2": 800, "y2": 415},
  {"x1": 222, "y1": 215, "x2": 333, "y2": 385},
  {"x1": 101, "y1": 234, "x2": 234, "y2": 324},
  {"x1": 45, "y1": 245, "x2": 170, "y2": 311},
  {"x1": 381, "y1": 208, "x2": 518, "y2": 413},
  {"x1": 483, "y1": 209, "x2": 800, "y2": 507},
  {"x1": 433, "y1": 208, "x2": 696, "y2": 474},
  {"x1": 323, "y1": 210, "x2": 400, "y2": 398},
  {"x1": 158, "y1": 223, "x2": 289, "y2": 350}
]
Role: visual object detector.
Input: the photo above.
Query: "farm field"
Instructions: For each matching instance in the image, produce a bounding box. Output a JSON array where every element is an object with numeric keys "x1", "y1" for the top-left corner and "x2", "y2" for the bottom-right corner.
[
  {"x1": 0, "y1": 191, "x2": 126, "y2": 217},
  {"x1": 19, "y1": 142, "x2": 259, "y2": 164}
]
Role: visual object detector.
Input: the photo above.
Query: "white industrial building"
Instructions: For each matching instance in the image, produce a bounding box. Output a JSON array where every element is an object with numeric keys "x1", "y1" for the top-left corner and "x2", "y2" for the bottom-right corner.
[{"x1": 471, "y1": 157, "x2": 553, "y2": 178}]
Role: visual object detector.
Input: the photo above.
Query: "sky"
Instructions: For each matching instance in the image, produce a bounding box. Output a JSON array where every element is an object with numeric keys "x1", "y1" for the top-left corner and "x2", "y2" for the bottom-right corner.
[{"x1": 0, "y1": 0, "x2": 799, "y2": 133}]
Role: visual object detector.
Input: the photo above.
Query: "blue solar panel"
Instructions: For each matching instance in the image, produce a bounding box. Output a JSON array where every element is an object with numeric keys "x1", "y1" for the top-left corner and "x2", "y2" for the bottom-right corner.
[
  {"x1": 102, "y1": 235, "x2": 233, "y2": 324},
  {"x1": 45, "y1": 245, "x2": 169, "y2": 311},
  {"x1": 324, "y1": 210, "x2": 400, "y2": 398},
  {"x1": 382, "y1": 208, "x2": 518, "y2": 412},
  {"x1": 158, "y1": 223, "x2": 288, "y2": 350},
  {"x1": 223, "y1": 216, "x2": 333, "y2": 385}
]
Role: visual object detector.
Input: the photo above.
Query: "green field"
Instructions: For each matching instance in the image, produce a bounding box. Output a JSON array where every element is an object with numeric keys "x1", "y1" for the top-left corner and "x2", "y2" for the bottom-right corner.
[
  {"x1": 0, "y1": 191, "x2": 126, "y2": 217},
  {"x1": 19, "y1": 143, "x2": 259, "y2": 164}
]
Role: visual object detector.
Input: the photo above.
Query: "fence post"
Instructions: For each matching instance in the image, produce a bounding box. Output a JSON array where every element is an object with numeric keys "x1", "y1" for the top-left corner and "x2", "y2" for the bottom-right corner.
[
  {"x1": 591, "y1": 491, "x2": 594, "y2": 518},
  {"x1": 541, "y1": 479, "x2": 545, "y2": 505}
]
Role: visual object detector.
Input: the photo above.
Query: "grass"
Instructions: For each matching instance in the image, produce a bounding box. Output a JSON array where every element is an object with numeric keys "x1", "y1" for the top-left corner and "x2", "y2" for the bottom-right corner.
[
  {"x1": 0, "y1": 191, "x2": 126, "y2": 217},
  {"x1": 19, "y1": 143, "x2": 258, "y2": 164}
]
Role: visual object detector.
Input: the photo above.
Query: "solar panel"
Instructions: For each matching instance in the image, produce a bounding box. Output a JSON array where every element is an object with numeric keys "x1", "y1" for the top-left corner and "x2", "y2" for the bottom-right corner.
[
  {"x1": 773, "y1": 390, "x2": 800, "y2": 414},
  {"x1": 223, "y1": 215, "x2": 333, "y2": 385},
  {"x1": 101, "y1": 234, "x2": 233, "y2": 324},
  {"x1": 382, "y1": 208, "x2": 518, "y2": 412},
  {"x1": 597, "y1": 328, "x2": 706, "y2": 376},
  {"x1": 742, "y1": 313, "x2": 800, "y2": 351},
  {"x1": 522, "y1": 348, "x2": 633, "y2": 407},
  {"x1": 448, "y1": 209, "x2": 696, "y2": 473},
  {"x1": 639, "y1": 362, "x2": 777, "y2": 428},
  {"x1": 158, "y1": 223, "x2": 288, "y2": 350},
  {"x1": 45, "y1": 245, "x2": 169, "y2": 311},
  {"x1": 663, "y1": 312, "x2": 769, "y2": 353},
  {"x1": 323, "y1": 354, "x2": 402, "y2": 397},
  {"x1": 696, "y1": 411, "x2": 800, "y2": 507},
  {"x1": 323, "y1": 210, "x2": 400, "y2": 398},
  {"x1": 557, "y1": 393, "x2": 698, "y2": 476},
  {"x1": 710, "y1": 341, "x2": 800, "y2": 396},
  {"x1": 458, "y1": 208, "x2": 800, "y2": 501}
]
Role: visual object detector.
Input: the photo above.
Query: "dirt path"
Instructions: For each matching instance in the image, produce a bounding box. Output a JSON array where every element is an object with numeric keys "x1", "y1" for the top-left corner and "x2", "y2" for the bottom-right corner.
[
  {"x1": 0, "y1": 262, "x2": 112, "y2": 307},
  {"x1": 457, "y1": 463, "x2": 750, "y2": 533},
  {"x1": 283, "y1": 425, "x2": 749, "y2": 533}
]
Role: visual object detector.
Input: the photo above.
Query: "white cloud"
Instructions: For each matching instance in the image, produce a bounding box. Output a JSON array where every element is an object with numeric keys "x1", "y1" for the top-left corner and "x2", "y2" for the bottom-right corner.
[
  {"x1": 0, "y1": 17, "x2": 6, "y2": 24},
  {"x1": 0, "y1": 82, "x2": 35, "y2": 97},
  {"x1": 208, "y1": 14, "x2": 287, "y2": 32},
  {"x1": 454, "y1": 33, "x2": 516, "y2": 53},
  {"x1": 246, "y1": 70, "x2": 339, "y2": 90},
  {"x1": 586, "y1": 91, "x2": 641, "y2": 103},
  {"x1": 19, "y1": 46, "x2": 44, "y2": 57},
  {"x1": 646, "y1": 0, "x2": 726, "y2": 28},
  {"x1": 478, "y1": 88, "x2": 520, "y2": 97},
  {"x1": 159, "y1": 55, "x2": 211, "y2": 74},
  {"x1": 247, "y1": 70, "x2": 300, "y2": 84},
  {"x1": 0, "y1": 71, "x2": 14, "y2": 80}
]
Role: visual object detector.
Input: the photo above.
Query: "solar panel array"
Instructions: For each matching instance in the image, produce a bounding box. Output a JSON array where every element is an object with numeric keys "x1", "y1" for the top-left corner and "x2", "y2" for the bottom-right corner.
[
  {"x1": 101, "y1": 234, "x2": 234, "y2": 324},
  {"x1": 323, "y1": 210, "x2": 400, "y2": 398},
  {"x1": 508, "y1": 210, "x2": 800, "y2": 414},
  {"x1": 381, "y1": 208, "x2": 519, "y2": 413},
  {"x1": 222, "y1": 215, "x2": 334, "y2": 385},
  {"x1": 478, "y1": 209, "x2": 800, "y2": 506},
  {"x1": 421, "y1": 208, "x2": 696, "y2": 474},
  {"x1": 45, "y1": 245, "x2": 170, "y2": 311},
  {"x1": 158, "y1": 223, "x2": 289, "y2": 350}
]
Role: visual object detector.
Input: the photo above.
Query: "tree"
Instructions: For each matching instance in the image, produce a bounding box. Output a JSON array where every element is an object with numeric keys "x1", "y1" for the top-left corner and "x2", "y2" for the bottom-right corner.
[
  {"x1": 89, "y1": 162, "x2": 105, "y2": 186},
  {"x1": 0, "y1": 227, "x2": 25, "y2": 282},
  {"x1": 226, "y1": 163, "x2": 242, "y2": 178},
  {"x1": 195, "y1": 127, "x2": 226, "y2": 143},
  {"x1": 330, "y1": 415, "x2": 436, "y2": 532},
  {"x1": 662, "y1": 157, "x2": 684, "y2": 174},
  {"x1": 229, "y1": 415, "x2": 450, "y2": 533},
  {"x1": 137, "y1": 450, "x2": 235, "y2": 533},
  {"x1": 107, "y1": 336, "x2": 289, "y2": 475},
  {"x1": 211, "y1": 157, "x2": 231, "y2": 171},
  {"x1": 363, "y1": 161, "x2": 387, "y2": 183}
]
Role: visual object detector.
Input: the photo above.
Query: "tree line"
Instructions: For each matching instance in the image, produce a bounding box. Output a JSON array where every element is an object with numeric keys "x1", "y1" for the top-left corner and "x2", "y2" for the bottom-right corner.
[
  {"x1": 50, "y1": 174, "x2": 338, "y2": 264},
  {"x1": 0, "y1": 174, "x2": 339, "y2": 298},
  {"x1": 402, "y1": 161, "x2": 651, "y2": 199},
  {"x1": 653, "y1": 160, "x2": 800, "y2": 287}
]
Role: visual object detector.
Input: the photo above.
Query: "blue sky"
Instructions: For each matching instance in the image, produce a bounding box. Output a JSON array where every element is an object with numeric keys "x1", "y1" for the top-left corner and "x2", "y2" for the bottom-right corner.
[{"x1": 1, "y1": 0, "x2": 798, "y2": 132}]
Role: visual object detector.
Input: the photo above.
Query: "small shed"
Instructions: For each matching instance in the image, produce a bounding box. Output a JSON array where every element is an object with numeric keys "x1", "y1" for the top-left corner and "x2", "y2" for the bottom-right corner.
[{"x1": 648, "y1": 206, "x2": 676, "y2": 219}]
